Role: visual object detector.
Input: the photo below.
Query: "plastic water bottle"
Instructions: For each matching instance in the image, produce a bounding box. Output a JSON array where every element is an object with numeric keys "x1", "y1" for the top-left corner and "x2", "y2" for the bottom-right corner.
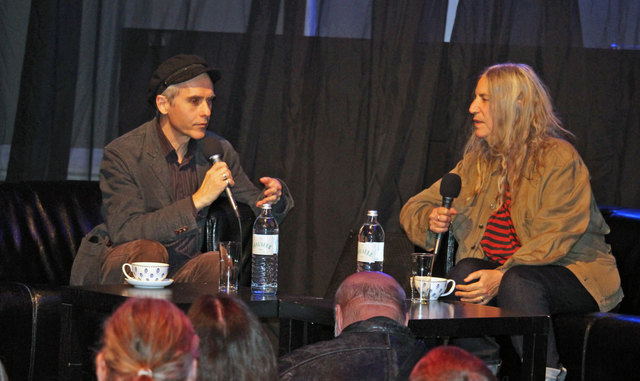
[
  {"x1": 251, "y1": 204, "x2": 279, "y2": 294},
  {"x1": 357, "y1": 210, "x2": 385, "y2": 272}
]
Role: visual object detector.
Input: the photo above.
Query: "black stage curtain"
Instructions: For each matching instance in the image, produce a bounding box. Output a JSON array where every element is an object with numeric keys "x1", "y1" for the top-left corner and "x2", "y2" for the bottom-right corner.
[
  {"x1": 6, "y1": 0, "x2": 83, "y2": 181},
  {"x1": 10, "y1": 0, "x2": 640, "y2": 296}
]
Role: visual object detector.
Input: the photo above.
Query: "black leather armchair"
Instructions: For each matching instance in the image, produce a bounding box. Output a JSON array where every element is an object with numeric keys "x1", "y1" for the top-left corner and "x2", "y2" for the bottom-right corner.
[
  {"x1": 0, "y1": 181, "x2": 253, "y2": 381},
  {"x1": 554, "y1": 207, "x2": 640, "y2": 380}
]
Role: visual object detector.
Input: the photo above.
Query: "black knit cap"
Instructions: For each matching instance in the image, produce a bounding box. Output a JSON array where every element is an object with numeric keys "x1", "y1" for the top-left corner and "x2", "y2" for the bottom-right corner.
[{"x1": 147, "y1": 54, "x2": 221, "y2": 106}]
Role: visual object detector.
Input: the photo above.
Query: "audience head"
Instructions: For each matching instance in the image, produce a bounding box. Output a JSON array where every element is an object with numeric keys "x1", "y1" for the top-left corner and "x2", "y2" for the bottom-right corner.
[
  {"x1": 187, "y1": 294, "x2": 277, "y2": 381},
  {"x1": 410, "y1": 345, "x2": 497, "y2": 381},
  {"x1": 95, "y1": 298, "x2": 199, "y2": 381},
  {"x1": 333, "y1": 271, "x2": 408, "y2": 336}
]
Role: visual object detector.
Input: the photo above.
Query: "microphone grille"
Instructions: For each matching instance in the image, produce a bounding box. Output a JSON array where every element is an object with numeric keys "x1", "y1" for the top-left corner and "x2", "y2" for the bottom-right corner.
[{"x1": 440, "y1": 173, "x2": 461, "y2": 198}]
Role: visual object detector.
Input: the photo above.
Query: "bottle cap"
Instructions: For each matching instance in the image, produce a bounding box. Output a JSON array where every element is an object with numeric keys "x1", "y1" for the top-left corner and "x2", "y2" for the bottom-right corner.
[
  {"x1": 367, "y1": 210, "x2": 378, "y2": 216},
  {"x1": 262, "y1": 203, "x2": 272, "y2": 209}
]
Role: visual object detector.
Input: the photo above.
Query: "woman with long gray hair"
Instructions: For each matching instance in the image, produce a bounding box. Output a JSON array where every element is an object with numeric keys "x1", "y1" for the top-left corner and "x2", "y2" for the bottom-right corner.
[{"x1": 401, "y1": 63, "x2": 622, "y2": 381}]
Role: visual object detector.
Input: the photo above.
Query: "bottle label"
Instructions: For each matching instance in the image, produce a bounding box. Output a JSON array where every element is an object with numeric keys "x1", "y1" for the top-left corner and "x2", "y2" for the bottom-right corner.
[
  {"x1": 252, "y1": 234, "x2": 278, "y2": 255},
  {"x1": 357, "y1": 242, "x2": 384, "y2": 263}
]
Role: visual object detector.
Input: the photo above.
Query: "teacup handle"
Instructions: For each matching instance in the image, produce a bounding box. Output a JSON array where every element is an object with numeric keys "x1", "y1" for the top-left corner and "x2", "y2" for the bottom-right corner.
[
  {"x1": 122, "y1": 263, "x2": 136, "y2": 280},
  {"x1": 440, "y1": 279, "x2": 456, "y2": 297}
]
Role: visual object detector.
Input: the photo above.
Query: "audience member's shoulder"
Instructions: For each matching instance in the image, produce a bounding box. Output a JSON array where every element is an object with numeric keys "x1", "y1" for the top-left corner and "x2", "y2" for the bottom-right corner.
[
  {"x1": 278, "y1": 335, "x2": 352, "y2": 379},
  {"x1": 278, "y1": 337, "x2": 336, "y2": 366}
]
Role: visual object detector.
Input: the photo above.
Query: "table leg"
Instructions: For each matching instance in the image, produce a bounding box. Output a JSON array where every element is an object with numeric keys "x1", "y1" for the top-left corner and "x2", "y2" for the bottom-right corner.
[
  {"x1": 278, "y1": 319, "x2": 308, "y2": 356},
  {"x1": 521, "y1": 332, "x2": 548, "y2": 381},
  {"x1": 59, "y1": 302, "x2": 83, "y2": 380},
  {"x1": 278, "y1": 318, "x2": 334, "y2": 356}
]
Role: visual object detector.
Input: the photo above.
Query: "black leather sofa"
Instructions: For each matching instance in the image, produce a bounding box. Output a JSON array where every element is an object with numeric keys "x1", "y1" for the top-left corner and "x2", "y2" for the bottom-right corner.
[{"x1": 0, "y1": 181, "x2": 254, "y2": 381}]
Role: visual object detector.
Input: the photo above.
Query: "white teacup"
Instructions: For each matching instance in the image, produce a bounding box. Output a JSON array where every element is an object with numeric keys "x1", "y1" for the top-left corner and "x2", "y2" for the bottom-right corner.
[
  {"x1": 122, "y1": 262, "x2": 169, "y2": 282},
  {"x1": 413, "y1": 276, "x2": 456, "y2": 301}
]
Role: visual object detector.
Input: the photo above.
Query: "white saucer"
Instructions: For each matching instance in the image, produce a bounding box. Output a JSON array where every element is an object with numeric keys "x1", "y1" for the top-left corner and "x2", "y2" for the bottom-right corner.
[{"x1": 125, "y1": 278, "x2": 174, "y2": 289}]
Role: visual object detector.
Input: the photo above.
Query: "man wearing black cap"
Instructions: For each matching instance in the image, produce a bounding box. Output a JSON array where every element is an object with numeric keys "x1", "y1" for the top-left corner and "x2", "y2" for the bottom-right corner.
[{"x1": 70, "y1": 54, "x2": 293, "y2": 285}]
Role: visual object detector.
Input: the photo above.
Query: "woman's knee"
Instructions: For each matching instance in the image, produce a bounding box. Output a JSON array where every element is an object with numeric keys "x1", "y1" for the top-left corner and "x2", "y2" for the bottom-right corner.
[
  {"x1": 498, "y1": 267, "x2": 546, "y2": 306},
  {"x1": 448, "y1": 258, "x2": 494, "y2": 283},
  {"x1": 500, "y1": 266, "x2": 544, "y2": 289}
]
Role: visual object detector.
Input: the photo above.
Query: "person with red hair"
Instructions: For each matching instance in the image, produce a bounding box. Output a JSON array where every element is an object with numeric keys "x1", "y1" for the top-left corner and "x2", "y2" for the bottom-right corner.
[
  {"x1": 410, "y1": 346, "x2": 497, "y2": 381},
  {"x1": 95, "y1": 298, "x2": 199, "y2": 381}
]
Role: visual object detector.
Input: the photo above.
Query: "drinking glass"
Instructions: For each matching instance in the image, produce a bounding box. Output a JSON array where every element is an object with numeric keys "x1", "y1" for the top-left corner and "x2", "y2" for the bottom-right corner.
[
  {"x1": 410, "y1": 252, "x2": 436, "y2": 303},
  {"x1": 219, "y1": 241, "x2": 241, "y2": 294}
]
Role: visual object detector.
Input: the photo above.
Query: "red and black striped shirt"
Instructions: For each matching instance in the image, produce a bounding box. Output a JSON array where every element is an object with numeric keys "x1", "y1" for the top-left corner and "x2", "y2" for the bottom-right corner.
[{"x1": 481, "y1": 189, "x2": 521, "y2": 264}]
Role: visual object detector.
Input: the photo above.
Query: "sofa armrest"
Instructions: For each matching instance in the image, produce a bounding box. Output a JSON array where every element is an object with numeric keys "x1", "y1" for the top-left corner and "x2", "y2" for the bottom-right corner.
[
  {"x1": 582, "y1": 312, "x2": 640, "y2": 380},
  {"x1": 599, "y1": 207, "x2": 640, "y2": 315},
  {"x1": 553, "y1": 312, "x2": 602, "y2": 379},
  {"x1": 0, "y1": 282, "x2": 61, "y2": 381}
]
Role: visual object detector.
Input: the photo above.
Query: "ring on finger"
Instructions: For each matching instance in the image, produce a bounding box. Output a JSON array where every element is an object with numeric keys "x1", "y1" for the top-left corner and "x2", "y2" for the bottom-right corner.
[
  {"x1": 222, "y1": 173, "x2": 228, "y2": 180},
  {"x1": 437, "y1": 215, "x2": 441, "y2": 221},
  {"x1": 225, "y1": 179, "x2": 229, "y2": 185},
  {"x1": 480, "y1": 296, "x2": 484, "y2": 302}
]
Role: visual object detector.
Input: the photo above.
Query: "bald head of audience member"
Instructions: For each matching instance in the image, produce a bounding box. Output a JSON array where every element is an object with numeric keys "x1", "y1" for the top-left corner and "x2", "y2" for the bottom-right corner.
[{"x1": 333, "y1": 271, "x2": 408, "y2": 336}]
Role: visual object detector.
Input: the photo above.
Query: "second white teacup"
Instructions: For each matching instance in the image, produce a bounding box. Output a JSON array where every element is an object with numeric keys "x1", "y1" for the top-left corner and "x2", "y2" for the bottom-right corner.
[
  {"x1": 413, "y1": 276, "x2": 456, "y2": 300},
  {"x1": 122, "y1": 262, "x2": 169, "y2": 282}
]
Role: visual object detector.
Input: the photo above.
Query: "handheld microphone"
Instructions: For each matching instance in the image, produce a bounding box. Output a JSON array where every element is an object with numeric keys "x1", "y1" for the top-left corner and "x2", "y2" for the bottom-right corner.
[
  {"x1": 433, "y1": 173, "x2": 461, "y2": 255},
  {"x1": 210, "y1": 153, "x2": 240, "y2": 215},
  {"x1": 201, "y1": 137, "x2": 242, "y2": 246}
]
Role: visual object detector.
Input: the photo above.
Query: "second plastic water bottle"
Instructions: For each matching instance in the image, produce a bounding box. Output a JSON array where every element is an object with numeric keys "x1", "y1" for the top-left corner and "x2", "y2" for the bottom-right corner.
[{"x1": 251, "y1": 204, "x2": 279, "y2": 294}]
